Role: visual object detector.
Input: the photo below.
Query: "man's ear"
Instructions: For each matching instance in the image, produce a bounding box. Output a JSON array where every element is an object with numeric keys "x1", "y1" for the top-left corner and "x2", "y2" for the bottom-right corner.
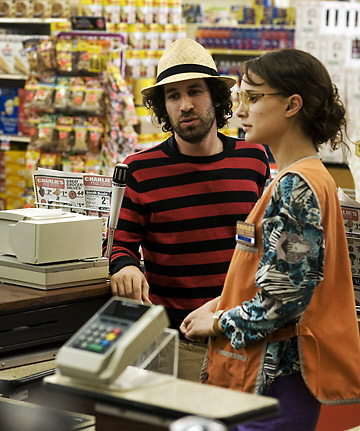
[{"x1": 285, "y1": 94, "x2": 303, "y2": 117}]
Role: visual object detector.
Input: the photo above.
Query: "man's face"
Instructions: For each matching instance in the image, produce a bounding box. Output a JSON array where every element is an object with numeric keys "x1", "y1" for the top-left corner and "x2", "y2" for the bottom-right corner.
[{"x1": 164, "y1": 78, "x2": 217, "y2": 143}]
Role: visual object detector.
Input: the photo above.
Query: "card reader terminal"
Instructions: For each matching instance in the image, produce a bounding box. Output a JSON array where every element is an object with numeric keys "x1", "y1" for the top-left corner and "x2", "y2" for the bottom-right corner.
[{"x1": 56, "y1": 297, "x2": 169, "y2": 386}]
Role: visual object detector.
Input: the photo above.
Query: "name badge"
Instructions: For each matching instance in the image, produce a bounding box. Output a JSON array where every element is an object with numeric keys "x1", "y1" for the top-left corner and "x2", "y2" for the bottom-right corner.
[{"x1": 236, "y1": 221, "x2": 256, "y2": 246}]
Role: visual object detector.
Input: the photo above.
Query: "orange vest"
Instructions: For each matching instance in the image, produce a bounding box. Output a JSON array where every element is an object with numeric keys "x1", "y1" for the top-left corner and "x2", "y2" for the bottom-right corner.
[{"x1": 205, "y1": 157, "x2": 360, "y2": 404}]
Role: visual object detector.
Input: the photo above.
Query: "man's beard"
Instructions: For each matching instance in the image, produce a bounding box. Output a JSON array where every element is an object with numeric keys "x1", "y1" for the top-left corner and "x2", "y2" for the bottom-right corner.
[{"x1": 170, "y1": 107, "x2": 217, "y2": 144}]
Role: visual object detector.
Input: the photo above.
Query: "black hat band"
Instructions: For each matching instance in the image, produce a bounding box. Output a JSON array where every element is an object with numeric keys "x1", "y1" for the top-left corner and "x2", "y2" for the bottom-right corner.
[{"x1": 156, "y1": 64, "x2": 220, "y2": 83}]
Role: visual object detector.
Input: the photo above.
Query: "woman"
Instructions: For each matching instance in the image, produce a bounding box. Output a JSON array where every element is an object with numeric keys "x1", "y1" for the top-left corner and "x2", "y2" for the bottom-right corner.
[{"x1": 180, "y1": 48, "x2": 360, "y2": 430}]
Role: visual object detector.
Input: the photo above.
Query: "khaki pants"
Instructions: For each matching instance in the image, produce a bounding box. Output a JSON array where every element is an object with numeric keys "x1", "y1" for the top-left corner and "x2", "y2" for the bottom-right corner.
[
  {"x1": 145, "y1": 337, "x2": 208, "y2": 383},
  {"x1": 177, "y1": 340, "x2": 207, "y2": 382}
]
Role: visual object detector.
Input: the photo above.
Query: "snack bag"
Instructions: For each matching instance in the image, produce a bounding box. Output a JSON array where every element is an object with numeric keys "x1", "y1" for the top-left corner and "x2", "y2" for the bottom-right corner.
[
  {"x1": 37, "y1": 37, "x2": 57, "y2": 73},
  {"x1": 82, "y1": 77, "x2": 105, "y2": 115},
  {"x1": 56, "y1": 115, "x2": 74, "y2": 152},
  {"x1": 23, "y1": 38, "x2": 40, "y2": 73},
  {"x1": 73, "y1": 116, "x2": 89, "y2": 152},
  {"x1": 70, "y1": 76, "x2": 86, "y2": 112},
  {"x1": 32, "y1": 75, "x2": 57, "y2": 112},
  {"x1": 34, "y1": 114, "x2": 58, "y2": 150},
  {"x1": 53, "y1": 76, "x2": 71, "y2": 111},
  {"x1": 87, "y1": 116, "x2": 104, "y2": 154}
]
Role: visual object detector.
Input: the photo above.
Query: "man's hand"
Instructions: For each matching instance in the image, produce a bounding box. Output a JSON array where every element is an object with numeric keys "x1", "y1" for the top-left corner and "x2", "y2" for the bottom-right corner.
[{"x1": 110, "y1": 266, "x2": 151, "y2": 303}]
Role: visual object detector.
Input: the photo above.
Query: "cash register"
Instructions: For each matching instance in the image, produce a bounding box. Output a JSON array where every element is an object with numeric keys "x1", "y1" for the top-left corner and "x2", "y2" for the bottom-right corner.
[
  {"x1": 0, "y1": 207, "x2": 109, "y2": 290},
  {"x1": 0, "y1": 207, "x2": 111, "y2": 369}
]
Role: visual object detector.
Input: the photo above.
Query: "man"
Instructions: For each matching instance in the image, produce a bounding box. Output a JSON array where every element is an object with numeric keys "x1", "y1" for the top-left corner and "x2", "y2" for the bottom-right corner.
[{"x1": 103, "y1": 38, "x2": 270, "y2": 381}]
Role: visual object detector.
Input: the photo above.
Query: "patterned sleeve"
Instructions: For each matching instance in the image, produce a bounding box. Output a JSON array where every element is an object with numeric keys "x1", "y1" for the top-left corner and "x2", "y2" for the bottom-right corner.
[{"x1": 221, "y1": 173, "x2": 325, "y2": 349}]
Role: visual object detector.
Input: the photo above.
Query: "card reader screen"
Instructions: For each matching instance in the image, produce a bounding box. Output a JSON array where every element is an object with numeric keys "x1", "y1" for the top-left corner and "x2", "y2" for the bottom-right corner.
[{"x1": 103, "y1": 300, "x2": 149, "y2": 322}]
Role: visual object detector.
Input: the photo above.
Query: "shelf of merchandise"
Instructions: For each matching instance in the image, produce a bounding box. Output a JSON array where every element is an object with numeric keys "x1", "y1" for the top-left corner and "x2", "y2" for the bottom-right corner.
[{"x1": 186, "y1": 22, "x2": 295, "y2": 61}]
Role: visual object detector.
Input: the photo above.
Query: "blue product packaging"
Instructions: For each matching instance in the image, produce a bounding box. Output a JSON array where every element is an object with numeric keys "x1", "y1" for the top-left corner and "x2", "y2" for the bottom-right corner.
[{"x1": 0, "y1": 88, "x2": 19, "y2": 135}]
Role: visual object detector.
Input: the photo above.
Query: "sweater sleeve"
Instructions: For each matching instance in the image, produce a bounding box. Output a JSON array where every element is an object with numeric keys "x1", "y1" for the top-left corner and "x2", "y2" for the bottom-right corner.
[
  {"x1": 221, "y1": 173, "x2": 325, "y2": 349},
  {"x1": 103, "y1": 159, "x2": 148, "y2": 275}
]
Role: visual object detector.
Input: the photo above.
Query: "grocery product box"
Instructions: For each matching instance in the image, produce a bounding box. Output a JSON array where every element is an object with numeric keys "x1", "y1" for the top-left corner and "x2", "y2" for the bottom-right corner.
[
  {"x1": 0, "y1": 88, "x2": 19, "y2": 135},
  {"x1": 0, "y1": 35, "x2": 30, "y2": 75},
  {"x1": 5, "y1": 184, "x2": 26, "y2": 199},
  {"x1": 4, "y1": 164, "x2": 26, "y2": 177},
  {"x1": 5, "y1": 196, "x2": 28, "y2": 210},
  {"x1": 4, "y1": 150, "x2": 26, "y2": 165},
  {"x1": 5, "y1": 176, "x2": 26, "y2": 189}
]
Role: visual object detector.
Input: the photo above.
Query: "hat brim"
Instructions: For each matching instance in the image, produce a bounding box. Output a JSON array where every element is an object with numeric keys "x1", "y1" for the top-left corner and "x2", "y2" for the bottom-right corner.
[{"x1": 141, "y1": 73, "x2": 237, "y2": 97}]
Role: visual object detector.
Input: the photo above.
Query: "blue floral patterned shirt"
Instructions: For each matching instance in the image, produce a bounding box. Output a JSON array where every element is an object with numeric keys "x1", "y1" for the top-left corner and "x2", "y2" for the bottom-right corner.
[{"x1": 220, "y1": 173, "x2": 325, "y2": 394}]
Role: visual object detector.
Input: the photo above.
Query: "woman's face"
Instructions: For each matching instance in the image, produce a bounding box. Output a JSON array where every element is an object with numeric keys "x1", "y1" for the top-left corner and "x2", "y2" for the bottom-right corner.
[{"x1": 235, "y1": 71, "x2": 289, "y2": 148}]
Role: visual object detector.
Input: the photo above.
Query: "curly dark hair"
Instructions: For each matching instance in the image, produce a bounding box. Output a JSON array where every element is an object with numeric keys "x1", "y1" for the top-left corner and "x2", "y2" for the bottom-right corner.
[
  {"x1": 240, "y1": 48, "x2": 348, "y2": 151},
  {"x1": 142, "y1": 78, "x2": 233, "y2": 132}
]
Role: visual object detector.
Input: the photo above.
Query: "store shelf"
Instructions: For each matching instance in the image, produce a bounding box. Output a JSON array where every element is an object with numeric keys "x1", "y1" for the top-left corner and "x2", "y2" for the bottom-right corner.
[
  {"x1": 187, "y1": 23, "x2": 295, "y2": 31},
  {"x1": 0, "y1": 74, "x2": 26, "y2": 81},
  {"x1": 0, "y1": 134, "x2": 31, "y2": 143},
  {"x1": 0, "y1": 18, "x2": 68, "y2": 24},
  {"x1": 209, "y1": 49, "x2": 267, "y2": 56}
]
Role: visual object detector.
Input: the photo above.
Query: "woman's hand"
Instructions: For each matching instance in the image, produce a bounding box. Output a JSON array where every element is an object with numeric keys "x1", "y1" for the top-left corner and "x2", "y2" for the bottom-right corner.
[{"x1": 180, "y1": 297, "x2": 221, "y2": 342}]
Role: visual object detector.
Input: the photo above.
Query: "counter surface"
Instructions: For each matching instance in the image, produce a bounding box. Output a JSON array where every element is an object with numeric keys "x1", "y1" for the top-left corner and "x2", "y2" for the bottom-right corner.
[{"x1": 0, "y1": 281, "x2": 111, "y2": 313}]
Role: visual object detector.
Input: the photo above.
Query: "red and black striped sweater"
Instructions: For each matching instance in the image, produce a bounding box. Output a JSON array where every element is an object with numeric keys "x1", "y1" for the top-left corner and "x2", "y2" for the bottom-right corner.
[{"x1": 105, "y1": 133, "x2": 270, "y2": 329}]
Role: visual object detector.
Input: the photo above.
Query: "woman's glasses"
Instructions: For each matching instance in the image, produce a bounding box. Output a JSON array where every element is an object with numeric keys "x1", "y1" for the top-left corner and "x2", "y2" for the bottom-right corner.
[{"x1": 237, "y1": 90, "x2": 284, "y2": 112}]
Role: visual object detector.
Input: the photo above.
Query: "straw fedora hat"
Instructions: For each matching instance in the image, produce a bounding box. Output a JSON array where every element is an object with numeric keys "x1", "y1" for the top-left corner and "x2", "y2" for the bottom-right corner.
[{"x1": 141, "y1": 38, "x2": 236, "y2": 96}]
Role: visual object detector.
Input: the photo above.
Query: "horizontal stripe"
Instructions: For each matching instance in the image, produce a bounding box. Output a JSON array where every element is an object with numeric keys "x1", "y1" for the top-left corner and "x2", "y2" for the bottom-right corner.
[
  {"x1": 132, "y1": 168, "x2": 267, "y2": 193},
  {"x1": 146, "y1": 191, "x2": 259, "y2": 213},
  {"x1": 143, "y1": 237, "x2": 234, "y2": 255},
  {"x1": 146, "y1": 272, "x2": 226, "y2": 288},
  {"x1": 147, "y1": 214, "x2": 247, "y2": 232},
  {"x1": 138, "y1": 179, "x2": 263, "y2": 204},
  {"x1": 150, "y1": 284, "x2": 223, "y2": 299},
  {"x1": 145, "y1": 260, "x2": 230, "y2": 277},
  {"x1": 145, "y1": 249, "x2": 234, "y2": 266}
]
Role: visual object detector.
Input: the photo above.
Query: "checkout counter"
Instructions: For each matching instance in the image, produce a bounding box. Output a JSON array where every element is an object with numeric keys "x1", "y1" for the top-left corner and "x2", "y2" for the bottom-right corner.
[
  {"x1": 0, "y1": 204, "x2": 279, "y2": 430},
  {"x1": 0, "y1": 295, "x2": 279, "y2": 431}
]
